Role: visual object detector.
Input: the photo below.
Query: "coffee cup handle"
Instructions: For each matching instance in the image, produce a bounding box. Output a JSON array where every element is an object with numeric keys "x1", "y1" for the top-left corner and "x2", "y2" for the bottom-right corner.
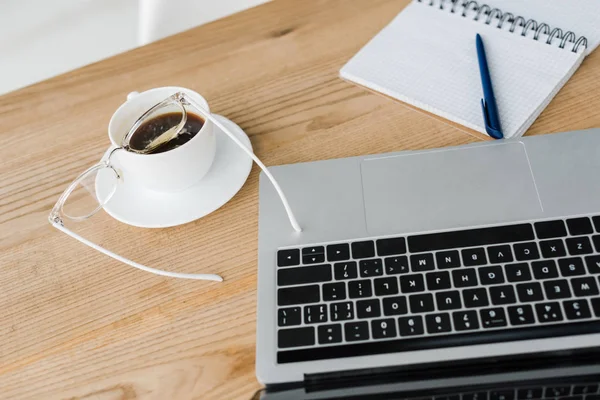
[{"x1": 127, "y1": 91, "x2": 140, "y2": 101}]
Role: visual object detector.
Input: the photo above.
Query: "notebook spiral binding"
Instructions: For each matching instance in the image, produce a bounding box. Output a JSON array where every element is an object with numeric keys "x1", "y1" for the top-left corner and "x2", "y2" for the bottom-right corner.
[{"x1": 416, "y1": 0, "x2": 588, "y2": 53}]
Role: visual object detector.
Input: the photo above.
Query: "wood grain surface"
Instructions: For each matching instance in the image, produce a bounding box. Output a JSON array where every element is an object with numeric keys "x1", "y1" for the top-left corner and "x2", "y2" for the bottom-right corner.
[{"x1": 1, "y1": 0, "x2": 600, "y2": 398}]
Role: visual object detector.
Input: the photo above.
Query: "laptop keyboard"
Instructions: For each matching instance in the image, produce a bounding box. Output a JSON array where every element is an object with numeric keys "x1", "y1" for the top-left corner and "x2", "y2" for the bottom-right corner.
[{"x1": 275, "y1": 215, "x2": 600, "y2": 363}]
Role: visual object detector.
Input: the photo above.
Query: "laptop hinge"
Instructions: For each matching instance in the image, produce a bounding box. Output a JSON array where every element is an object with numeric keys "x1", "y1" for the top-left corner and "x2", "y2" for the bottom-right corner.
[{"x1": 303, "y1": 347, "x2": 600, "y2": 393}]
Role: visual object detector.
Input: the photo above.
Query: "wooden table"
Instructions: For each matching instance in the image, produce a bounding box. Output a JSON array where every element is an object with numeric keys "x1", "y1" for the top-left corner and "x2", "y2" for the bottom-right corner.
[{"x1": 1, "y1": 0, "x2": 599, "y2": 398}]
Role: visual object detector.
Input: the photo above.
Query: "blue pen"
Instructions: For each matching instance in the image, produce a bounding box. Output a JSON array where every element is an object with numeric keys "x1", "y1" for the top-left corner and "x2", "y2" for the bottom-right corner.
[{"x1": 476, "y1": 34, "x2": 503, "y2": 139}]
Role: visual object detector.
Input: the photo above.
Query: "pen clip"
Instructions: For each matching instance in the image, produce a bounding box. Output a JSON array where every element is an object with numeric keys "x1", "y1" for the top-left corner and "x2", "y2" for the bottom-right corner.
[{"x1": 481, "y1": 99, "x2": 503, "y2": 139}]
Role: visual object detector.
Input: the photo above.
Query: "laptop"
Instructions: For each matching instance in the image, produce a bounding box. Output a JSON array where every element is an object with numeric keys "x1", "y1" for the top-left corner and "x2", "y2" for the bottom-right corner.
[
  {"x1": 252, "y1": 354, "x2": 600, "y2": 399},
  {"x1": 255, "y1": 128, "x2": 600, "y2": 387}
]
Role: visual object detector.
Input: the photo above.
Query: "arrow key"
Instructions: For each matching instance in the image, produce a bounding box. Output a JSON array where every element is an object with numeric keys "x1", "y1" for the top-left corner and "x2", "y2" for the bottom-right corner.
[
  {"x1": 327, "y1": 243, "x2": 350, "y2": 262},
  {"x1": 277, "y1": 248, "x2": 300, "y2": 267},
  {"x1": 318, "y1": 324, "x2": 342, "y2": 344},
  {"x1": 303, "y1": 253, "x2": 325, "y2": 264},
  {"x1": 535, "y1": 301, "x2": 564, "y2": 323},
  {"x1": 507, "y1": 304, "x2": 535, "y2": 326}
]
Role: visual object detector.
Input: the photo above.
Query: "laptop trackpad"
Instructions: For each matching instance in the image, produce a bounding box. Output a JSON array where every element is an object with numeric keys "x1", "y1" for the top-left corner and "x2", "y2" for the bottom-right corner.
[{"x1": 360, "y1": 142, "x2": 544, "y2": 236}]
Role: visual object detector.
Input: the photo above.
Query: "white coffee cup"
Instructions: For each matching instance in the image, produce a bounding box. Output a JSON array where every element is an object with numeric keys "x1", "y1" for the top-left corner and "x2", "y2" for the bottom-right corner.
[{"x1": 108, "y1": 86, "x2": 216, "y2": 192}]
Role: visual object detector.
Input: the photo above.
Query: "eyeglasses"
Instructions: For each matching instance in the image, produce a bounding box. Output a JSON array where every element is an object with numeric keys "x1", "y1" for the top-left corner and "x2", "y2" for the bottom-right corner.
[{"x1": 49, "y1": 92, "x2": 301, "y2": 282}]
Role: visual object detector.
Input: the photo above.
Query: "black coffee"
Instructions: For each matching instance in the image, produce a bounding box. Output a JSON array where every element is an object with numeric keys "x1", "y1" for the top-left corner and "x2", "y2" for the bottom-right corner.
[{"x1": 128, "y1": 112, "x2": 205, "y2": 154}]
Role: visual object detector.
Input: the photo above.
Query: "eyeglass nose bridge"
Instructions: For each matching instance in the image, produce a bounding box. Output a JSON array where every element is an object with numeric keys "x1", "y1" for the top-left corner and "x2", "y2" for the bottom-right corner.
[{"x1": 120, "y1": 92, "x2": 188, "y2": 154}]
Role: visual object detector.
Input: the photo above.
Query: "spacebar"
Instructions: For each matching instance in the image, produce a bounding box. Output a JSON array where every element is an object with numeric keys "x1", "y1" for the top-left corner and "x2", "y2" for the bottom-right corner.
[
  {"x1": 277, "y1": 321, "x2": 600, "y2": 364},
  {"x1": 407, "y1": 223, "x2": 534, "y2": 253}
]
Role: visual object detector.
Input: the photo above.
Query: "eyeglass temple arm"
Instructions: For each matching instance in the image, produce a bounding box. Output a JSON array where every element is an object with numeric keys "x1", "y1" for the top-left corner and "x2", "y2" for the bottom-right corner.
[
  {"x1": 183, "y1": 96, "x2": 302, "y2": 233},
  {"x1": 49, "y1": 218, "x2": 223, "y2": 281}
]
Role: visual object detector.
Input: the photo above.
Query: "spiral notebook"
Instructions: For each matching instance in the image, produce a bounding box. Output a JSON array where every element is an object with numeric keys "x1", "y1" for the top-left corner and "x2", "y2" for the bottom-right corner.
[{"x1": 340, "y1": 0, "x2": 600, "y2": 139}]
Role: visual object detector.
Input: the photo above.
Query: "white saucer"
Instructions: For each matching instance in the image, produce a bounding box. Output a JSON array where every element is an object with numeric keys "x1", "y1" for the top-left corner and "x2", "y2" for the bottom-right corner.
[{"x1": 99, "y1": 115, "x2": 253, "y2": 228}]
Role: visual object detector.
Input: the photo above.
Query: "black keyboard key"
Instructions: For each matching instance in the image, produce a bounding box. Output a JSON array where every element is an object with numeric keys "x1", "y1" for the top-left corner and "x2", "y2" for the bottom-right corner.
[
  {"x1": 572, "y1": 277, "x2": 600, "y2": 296},
  {"x1": 334, "y1": 261, "x2": 358, "y2": 280},
  {"x1": 594, "y1": 216, "x2": 600, "y2": 232},
  {"x1": 410, "y1": 253, "x2": 435, "y2": 272},
  {"x1": 303, "y1": 253, "x2": 325, "y2": 264},
  {"x1": 398, "y1": 315, "x2": 425, "y2": 336},
  {"x1": 352, "y1": 241, "x2": 375, "y2": 259},
  {"x1": 514, "y1": 242, "x2": 540, "y2": 261},
  {"x1": 357, "y1": 299, "x2": 381, "y2": 319},
  {"x1": 490, "y1": 285, "x2": 517, "y2": 305},
  {"x1": 348, "y1": 280, "x2": 372, "y2": 298},
  {"x1": 490, "y1": 390, "x2": 515, "y2": 400},
  {"x1": 593, "y1": 298, "x2": 600, "y2": 317},
  {"x1": 508, "y1": 305, "x2": 535, "y2": 326},
  {"x1": 462, "y1": 247, "x2": 487, "y2": 266},
  {"x1": 359, "y1": 259, "x2": 383, "y2": 277},
  {"x1": 517, "y1": 388, "x2": 543, "y2": 400},
  {"x1": 488, "y1": 245, "x2": 514, "y2": 264},
  {"x1": 408, "y1": 223, "x2": 534, "y2": 253},
  {"x1": 573, "y1": 385, "x2": 599, "y2": 395},
  {"x1": 384, "y1": 256, "x2": 409, "y2": 275},
  {"x1": 480, "y1": 307, "x2": 507, "y2": 328},
  {"x1": 540, "y1": 239, "x2": 567, "y2": 258},
  {"x1": 279, "y1": 326, "x2": 315, "y2": 349},
  {"x1": 425, "y1": 313, "x2": 452, "y2": 334},
  {"x1": 409, "y1": 293, "x2": 435, "y2": 313},
  {"x1": 535, "y1": 220, "x2": 567, "y2": 239},
  {"x1": 463, "y1": 288, "x2": 489, "y2": 308},
  {"x1": 532, "y1": 260, "x2": 559, "y2": 279},
  {"x1": 536, "y1": 302, "x2": 564, "y2": 323},
  {"x1": 594, "y1": 235, "x2": 600, "y2": 252},
  {"x1": 318, "y1": 324, "x2": 343, "y2": 344},
  {"x1": 564, "y1": 299, "x2": 592, "y2": 320},
  {"x1": 331, "y1": 302, "x2": 354, "y2": 321},
  {"x1": 567, "y1": 217, "x2": 594, "y2": 235},
  {"x1": 374, "y1": 277, "x2": 399, "y2": 296},
  {"x1": 479, "y1": 266, "x2": 505, "y2": 285},
  {"x1": 559, "y1": 257, "x2": 586, "y2": 276},
  {"x1": 323, "y1": 282, "x2": 346, "y2": 301},
  {"x1": 545, "y1": 387, "x2": 571, "y2": 397},
  {"x1": 278, "y1": 249, "x2": 300, "y2": 267},
  {"x1": 505, "y1": 263, "x2": 532, "y2": 282},
  {"x1": 278, "y1": 264, "x2": 332, "y2": 286},
  {"x1": 327, "y1": 243, "x2": 350, "y2": 262},
  {"x1": 278, "y1": 285, "x2": 320, "y2": 306},
  {"x1": 303, "y1": 246, "x2": 324, "y2": 256},
  {"x1": 304, "y1": 304, "x2": 327, "y2": 324},
  {"x1": 586, "y1": 255, "x2": 600, "y2": 273},
  {"x1": 376, "y1": 237, "x2": 406, "y2": 256},
  {"x1": 400, "y1": 274, "x2": 425, "y2": 293},
  {"x1": 567, "y1": 237, "x2": 594, "y2": 255},
  {"x1": 278, "y1": 307, "x2": 301, "y2": 326},
  {"x1": 516, "y1": 282, "x2": 544, "y2": 302},
  {"x1": 436, "y1": 250, "x2": 461, "y2": 269},
  {"x1": 452, "y1": 310, "x2": 479, "y2": 331},
  {"x1": 543, "y1": 279, "x2": 572, "y2": 299},
  {"x1": 436, "y1": 290, "x2": 462, "y2": 310},
  {"x1": 464, "y1": 393, "x2": 488, "y2": 400},
  {"x1": 383, "y1": 296, "x2": 408, "y2": 316},
  {"x1": 371, "y1": 318, "x2": 397, "y2": 339},
  {"x1": 426, "y1": 271, "x2": 452, "y2": 291},
  {"x1": 452, "y1": 268, "x2": 478, "y2": 288},
  {"x1": 345, "y1": 321, "x2": 369, "y2": 341}
]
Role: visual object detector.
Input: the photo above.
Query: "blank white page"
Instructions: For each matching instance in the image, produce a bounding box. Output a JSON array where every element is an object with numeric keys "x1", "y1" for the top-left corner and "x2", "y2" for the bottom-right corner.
[{"x1": 340, "y1": 1, "x2": 584, "y2": 138}]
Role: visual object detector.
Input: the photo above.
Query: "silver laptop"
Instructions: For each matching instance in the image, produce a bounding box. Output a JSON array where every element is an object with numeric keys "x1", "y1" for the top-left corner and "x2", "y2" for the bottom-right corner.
[{"x1": 255, "y1": 129, "x2": 600, "y2": 386}]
